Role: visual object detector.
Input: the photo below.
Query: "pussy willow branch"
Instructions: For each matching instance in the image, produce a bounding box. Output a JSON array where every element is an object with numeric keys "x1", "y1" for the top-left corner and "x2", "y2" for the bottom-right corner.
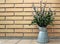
[
  {"x1": 40, "y1": 0, "x2": 47, "y2": 16},
  {"x1": 40, "y1": 0, "x2": 43, "y2": 11},
  {"x1": 32, "y1": 3, "x2": 38, "y2": 15},
  {"x1": 32, "y1": 3, "x2": 40, "y2": 22}
]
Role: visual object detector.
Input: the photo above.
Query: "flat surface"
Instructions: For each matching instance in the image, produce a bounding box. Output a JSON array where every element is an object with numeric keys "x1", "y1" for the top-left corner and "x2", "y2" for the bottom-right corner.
[{"x1": 0, "y1": 39, "x2": 60, "y2": 44}]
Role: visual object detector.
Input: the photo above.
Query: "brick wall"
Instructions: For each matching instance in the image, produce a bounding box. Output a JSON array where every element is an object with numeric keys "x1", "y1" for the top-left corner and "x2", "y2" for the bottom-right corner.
[{"x1": 0, "y1": 0, "x2": 60, "y2": 38}]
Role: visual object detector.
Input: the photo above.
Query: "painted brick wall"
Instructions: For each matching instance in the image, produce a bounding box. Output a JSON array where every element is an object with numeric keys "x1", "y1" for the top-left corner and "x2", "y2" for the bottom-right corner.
[{"x1": 0, "y1": 0, "x2": 60, "y2": 37}]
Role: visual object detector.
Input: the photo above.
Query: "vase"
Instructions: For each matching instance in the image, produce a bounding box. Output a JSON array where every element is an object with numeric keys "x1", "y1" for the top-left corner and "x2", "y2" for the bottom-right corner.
[{"x1": 37, "y1": 27, "x2": 49, "y2": 43}]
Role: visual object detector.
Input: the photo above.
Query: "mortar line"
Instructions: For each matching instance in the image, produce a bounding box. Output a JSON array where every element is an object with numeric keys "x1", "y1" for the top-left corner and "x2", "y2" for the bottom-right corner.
[
  {"x1": 23, "y1": 0, "x2": 24, "y2": 3},
  {"x1": 22, "y1": 0, "x2": 24, "y2": 38},
  {"x1": 5, "y1": 0, "x2": 6, "y2": 3}
]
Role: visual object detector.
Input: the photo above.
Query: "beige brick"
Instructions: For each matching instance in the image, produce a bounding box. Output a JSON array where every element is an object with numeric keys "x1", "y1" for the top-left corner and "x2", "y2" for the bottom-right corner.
[
  {"x1": 0, "y1": 0, "x2": 5, "y2": 3},
  {"x1": 33, "y1": 29, "x2": 39, "y2": 32},
  {"x1": 15, "y1": 12, "x2": 32, "y2": 16},
  {"x1": 0, "y1": 12, "x2": 14, "y2": 16},
  {"x1": 54, "y1": 33, "x2": 60, "y2": 36},
  {"x1": 0, "y1": 21, "x2": 13, "y2": 24},
  {"x1": 0, "y1": 33, "x2": 5, "y2": 36},
  {"x1": 24, "y1": 16, "x2": 33, "y2": 20},
  {"x1": 24, "y1": 6, "x2": 40, "y2": 12},
  {"x1": 0, "y1": 8, "x2": 5, "y2": 11},
  {"x1": 23, "y1": 29, "x2": 32, "y2": 32},
  {"x1": 6, "y1": 8, "x2": 23, "y2": 11},
  {"x1": 53, "y1": 21, "x2": 60, "y2": 24},
  {"x1": 24, "y1": 0, "x2": 40, "y2": 3},
  {"x1": 54, "y1": 17, "x2": 60, "y2": 20},
  {"x1": 48, "y1": 33, "x2": 54, "y2": 36},
  {"x1": 15, "y1": 29, "x2": 24, "y2": 32},
  {"x1": 0, "y1": 4, "x2": 14, "y2": 7},
  {"x1": 15, "y1": 4, "x2": 41, "y2": 7},
  {"x1": 15, "y1": 21, "x2": 31, "y2": 24},
  {"x1": 34, "y1": 4, "x2": 40, "y2": 7},
  {"x1": 6, "y1": 16, "x2": 23, "y2": 20},
  {"x1": 15, "y1": 29, "x2": 32, "y2": 32},
  {"x1": 24, "y1": 33, "x2": 38, "y2": 37},
  {"x1": 24, "y1": 0, "x2": 59, "y2": 3},
  {"x1": 55, "y1": 8, "x2": 60, "y2": 11},
  {"x1": 24, "y1": 8, "x2": 33, "y2": 11},
  {"x1": 47, "y1": 25, "x2": 60, "y2": 29},
  {"x1": 47, "y1": 29, "x2": 52, "y2": 33},
  {"x1": 6, "y1": 25, "x2": 23, "y2": 28},
  {"x1": 56, "y1": 12, "x2": 60, "y2": 16},
  {"x1": 0, "y1": 29, "x2": 14, "y2": 32},
  {"x1": 53, "y1": 29, "x2": 60, "y2": 32},
  {"x1": 15, "y1": 4, "x2": 23, "y2": 7},
  {"x1": 47, "y1": 25, "x2": 54, "y2": 29},
  {"x1": 53, "y1": 4, "x2": 60, "y2": 7},
  {"x1": 0, "y1": 17, "x2": 5, "y2": 20},
  {"x1": 15, "y1": 4, "x2": 60, "y2": 8},
  {"x1": 46, "y1": 0, "x2": 60, "y2": 3},
  {"x1": 6, "y1": 33, "x2": 23, "y2": 37},
  {"x1": 6, "y1": 0, "x2": 23, "y2": 3},
  {"x1": 46, "y1": 4, "x2": 60, "y2": 7},
  {"x1": 40, "y1": 0, "x2": 60, "y2": 3},
  {"x1": 0, "y1": 25, "x2": 5, "y2": 28},
  {"x1": 15, "y1": 4, "x2": 32, "y2": 7},
  {"x1": 24, "y1": 25, "x2": 37, "y2": 28}
]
